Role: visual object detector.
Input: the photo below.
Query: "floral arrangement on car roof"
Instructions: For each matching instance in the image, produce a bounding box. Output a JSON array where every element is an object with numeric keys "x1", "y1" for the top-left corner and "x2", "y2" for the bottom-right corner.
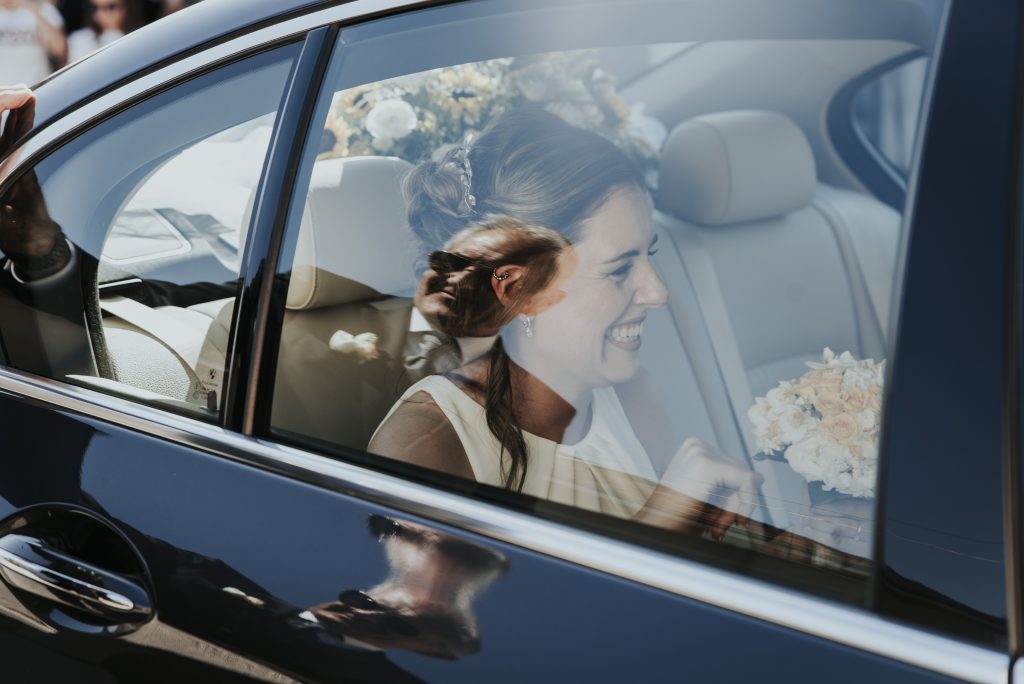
[
  {"x1": 321, "y1": 51, "x2": 666, "y2": 186},
  {"x1": 747, "y1": 348, "x2": 884, "y2": 499}
]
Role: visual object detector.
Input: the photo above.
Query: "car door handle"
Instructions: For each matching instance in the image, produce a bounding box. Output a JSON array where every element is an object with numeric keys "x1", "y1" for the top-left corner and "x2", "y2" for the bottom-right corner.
[{"x1": 0, "y1": 533, "x2": 152, "y2": 622}]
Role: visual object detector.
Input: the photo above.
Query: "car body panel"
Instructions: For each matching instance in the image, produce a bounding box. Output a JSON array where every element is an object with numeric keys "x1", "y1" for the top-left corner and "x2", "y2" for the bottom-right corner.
[{"x1": 0, "y1": 386, "x2": 991, "y2": 683}]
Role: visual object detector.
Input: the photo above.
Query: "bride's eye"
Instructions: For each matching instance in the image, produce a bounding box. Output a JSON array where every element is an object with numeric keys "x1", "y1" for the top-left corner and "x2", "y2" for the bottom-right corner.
[
  {"x1": 647, "y1": 246, "x2": 659, "y2": 257},
  {"x1": 608, "y1": 262, "x2": 633, "y2": 281}
]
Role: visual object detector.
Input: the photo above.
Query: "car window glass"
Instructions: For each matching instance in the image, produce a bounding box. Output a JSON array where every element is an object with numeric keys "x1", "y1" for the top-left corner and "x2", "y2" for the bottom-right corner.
[
  {"x1": 268, "y1": 0, "x2": 946, "y2": 602},
  {"x1": 852, "y1": 56, "x2": 929, "y2": 178},
  {"x1": 0, "y1": 43, "x2": 300, "y2": 420}
]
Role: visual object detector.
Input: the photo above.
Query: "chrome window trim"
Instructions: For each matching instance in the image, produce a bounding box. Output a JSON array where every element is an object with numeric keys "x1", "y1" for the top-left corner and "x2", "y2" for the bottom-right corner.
[
  {"x1": 0, "y1": 366, "x2": 1008, "y2": 684},
  {"x1": 0, "y1": 0, "x2": 419, "y2": 189}
]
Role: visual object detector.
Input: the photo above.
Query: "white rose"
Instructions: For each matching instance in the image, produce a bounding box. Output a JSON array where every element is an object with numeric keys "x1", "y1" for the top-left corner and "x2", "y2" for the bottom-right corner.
[
  {"x1": 778, "y1": 407, "x2": 813, "y2": 445},
  {"x1": 765, "y1": 384, "x2": 796, "y2": 414},
  {"x1": 820, "y1": 411, "x2": 861, "y2": 445},
  {"x1": 329, "y1": 330, "x2": 380, "y2": 361},
  {"x1": 784, "y1": 434, "x2": 826, "y2": 482},
  {"x1": 747, "y1": 398, "x2": 772, "y2": 429},
  {"x1": 815, "y1": 392, "x2": 845, "y2": 416},
  {"x1": 748, "y1": 398, "x2": 783, "y2": 453},
  {"x1": 365, "y1": 98, "x2": 418, "y2": 143},
  {"x1": 807, "y1": 347, "x2": 860, "y2": 370}
]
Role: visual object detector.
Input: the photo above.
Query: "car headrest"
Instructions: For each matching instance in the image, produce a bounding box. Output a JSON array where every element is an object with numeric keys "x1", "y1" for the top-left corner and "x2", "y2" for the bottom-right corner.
[
  {"x1": 658, "y1": 110, "x2": 816, "y2": 226},
  {"x1": 287, "y1": 156, "x2": 417, "y2": 310}
]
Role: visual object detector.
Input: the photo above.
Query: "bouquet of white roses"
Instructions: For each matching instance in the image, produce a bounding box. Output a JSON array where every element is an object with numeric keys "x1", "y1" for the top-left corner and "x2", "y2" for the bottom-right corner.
[{"x1": 747, "y1": 348, "x2": 884, "y2": 498}]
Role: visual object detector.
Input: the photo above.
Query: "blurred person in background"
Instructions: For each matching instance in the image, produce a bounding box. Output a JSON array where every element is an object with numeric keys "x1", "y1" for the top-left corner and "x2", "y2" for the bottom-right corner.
[
  {"x1": 56, "y1": 0, "x2": 165, "y2": 32},
  {"x1": 160, "y1": 0, "x2": 199, "y2": 15},
  {"x1": 67, "y1": 0, "x2": 142, "y2": 62},
  {"x1": 0, "y1": 0, "x2": 67, "y2": 85}
]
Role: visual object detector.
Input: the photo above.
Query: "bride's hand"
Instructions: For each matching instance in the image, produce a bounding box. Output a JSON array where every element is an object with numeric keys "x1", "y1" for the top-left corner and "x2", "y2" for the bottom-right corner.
[
  {"x1": 640, "y1": 437, "x2": 763, "y2": 539},
  {"x1": 0, "y1": 85, "x2": 33, "y2": 115},
  {"x1": 0, "y1": 85, "x2": 36, "y2": 180}
]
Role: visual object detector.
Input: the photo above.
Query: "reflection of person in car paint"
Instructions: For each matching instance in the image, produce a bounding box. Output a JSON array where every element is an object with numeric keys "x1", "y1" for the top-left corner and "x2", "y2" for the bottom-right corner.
[
  {"x1": 0, "y1": 85, "x2": 70, "y2": 279},
  {"x1": 301, "y1": 515, "x2": 508, "y2": 660},
  {"x1": 416, "y1": 215, "x2": 571, "y2": 340}
]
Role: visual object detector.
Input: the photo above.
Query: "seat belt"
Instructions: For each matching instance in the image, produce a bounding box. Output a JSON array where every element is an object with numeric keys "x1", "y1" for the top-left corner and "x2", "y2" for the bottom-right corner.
[
  {"x1": 667, "y1": 223, "x2": 793, "y2": 529},
  {"x1": 811, "y1": 197, "x2": 887, "y2": 362},
  {"x1": 100, "y1": 297, "x2": 226, "y2": 405}
]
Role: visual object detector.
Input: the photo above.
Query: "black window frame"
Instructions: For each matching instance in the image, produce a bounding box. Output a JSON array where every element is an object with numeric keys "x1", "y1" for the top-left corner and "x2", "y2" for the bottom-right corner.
[
  {"x1": 826, "y1": 49, "x2": 925, "y2": 211},
  {"x1": 871, "y1": 0, "x2": 1022, "y2": 649}
]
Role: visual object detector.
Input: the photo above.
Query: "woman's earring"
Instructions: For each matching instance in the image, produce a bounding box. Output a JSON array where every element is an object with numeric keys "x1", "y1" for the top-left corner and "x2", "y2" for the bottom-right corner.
[{"x1": 522, "y1": 316, "x2": 534, "y2": 338}]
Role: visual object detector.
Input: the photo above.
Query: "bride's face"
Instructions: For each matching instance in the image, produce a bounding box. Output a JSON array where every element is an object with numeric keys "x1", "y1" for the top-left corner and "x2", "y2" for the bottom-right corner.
[{"x1": 531, "y1": 187, "x2": 667, "y2": 391}]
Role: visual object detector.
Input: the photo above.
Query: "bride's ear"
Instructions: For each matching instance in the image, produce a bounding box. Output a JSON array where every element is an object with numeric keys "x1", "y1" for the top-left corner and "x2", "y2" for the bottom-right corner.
[
  {"x1": 519, "y1": 246, "x2": 575, "y2": 315},
  {"x1": 521, "y1": 286, "x2": 566, "y2": 316}
]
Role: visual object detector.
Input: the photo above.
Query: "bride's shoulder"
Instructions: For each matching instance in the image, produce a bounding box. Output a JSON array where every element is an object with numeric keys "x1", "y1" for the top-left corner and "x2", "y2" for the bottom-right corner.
[{"x1": 368, "y1": 391, "x2": 474, "y2": 479}]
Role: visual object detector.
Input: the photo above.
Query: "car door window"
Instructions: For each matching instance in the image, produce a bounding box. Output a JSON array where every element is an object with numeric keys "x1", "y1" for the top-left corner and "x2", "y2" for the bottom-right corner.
[
  {"x1": 0, "y1": 43, "x2": 300, "y2": 420},
  {"x1": 852, "y1": 56, "x2": 929, "y2": 178},
  {"x1": 266, "y1": 0, "x2": 946, "y2": 603}
]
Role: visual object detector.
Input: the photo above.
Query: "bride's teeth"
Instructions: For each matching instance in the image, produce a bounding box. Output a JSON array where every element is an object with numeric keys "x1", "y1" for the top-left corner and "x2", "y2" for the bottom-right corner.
[{"x1": 608, "y1": 321, "x2": 644, "y2": 342}]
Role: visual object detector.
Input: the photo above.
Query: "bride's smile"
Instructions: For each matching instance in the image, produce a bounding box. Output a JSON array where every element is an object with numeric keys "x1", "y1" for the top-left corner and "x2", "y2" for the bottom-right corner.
[
  {"x1": 510, "y1": 186, "x2": 668, "y2": 402},
  {"x1": 605, "y1": 315, "x2": 646, "y2": 349}
]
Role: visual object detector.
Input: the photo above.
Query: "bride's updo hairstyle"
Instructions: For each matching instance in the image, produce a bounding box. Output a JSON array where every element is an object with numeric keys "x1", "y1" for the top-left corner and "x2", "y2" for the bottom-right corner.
[{"x1": 405, "y1": 108, "x2": 646, "y2": 491}]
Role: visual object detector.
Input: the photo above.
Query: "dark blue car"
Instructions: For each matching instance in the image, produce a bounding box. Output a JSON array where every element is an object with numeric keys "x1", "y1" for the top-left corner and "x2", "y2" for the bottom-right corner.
[{"x1": 0, "y1": 0, "x2": 1017, "y2": 681}]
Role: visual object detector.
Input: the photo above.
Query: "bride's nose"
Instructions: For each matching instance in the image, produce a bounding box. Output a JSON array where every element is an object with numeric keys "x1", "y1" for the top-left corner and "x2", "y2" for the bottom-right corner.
[{"x1": 634, "y1": 262, "x2": 668, "y2": 308}]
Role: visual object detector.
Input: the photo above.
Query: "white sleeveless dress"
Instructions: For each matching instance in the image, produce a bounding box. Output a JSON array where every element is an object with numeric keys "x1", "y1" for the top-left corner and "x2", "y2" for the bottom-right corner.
[{"x1": 374, "y1": 375, "x2": 658, "y2": 519}]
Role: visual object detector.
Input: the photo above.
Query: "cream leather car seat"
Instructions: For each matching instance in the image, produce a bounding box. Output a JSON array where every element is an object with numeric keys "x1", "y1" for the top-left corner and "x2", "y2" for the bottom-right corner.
[
  {"x1": 652, "y1": 110, "x2": 899, "y2": 526},
  {"x1": 271, "y1": 155, "x2": 420, "y2": 450}
]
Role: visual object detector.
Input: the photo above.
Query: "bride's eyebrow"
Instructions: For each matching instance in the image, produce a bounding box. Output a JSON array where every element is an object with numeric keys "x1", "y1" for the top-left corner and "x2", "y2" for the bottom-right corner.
[
  {"x1": 602, "y1": 235, "x2": 659, "y2": 265},
  {"x1": 603, "y1": 249, "x2": 638, "y2": 265}
]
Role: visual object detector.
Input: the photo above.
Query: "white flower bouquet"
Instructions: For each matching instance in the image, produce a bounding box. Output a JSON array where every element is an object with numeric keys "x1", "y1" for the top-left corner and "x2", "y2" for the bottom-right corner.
[
  {"x1": 747, "y1": 348, "x2": 884, "y2": 499},
  {"x1": 321, "y1": 51, "x2": 665, "y2": 186}
]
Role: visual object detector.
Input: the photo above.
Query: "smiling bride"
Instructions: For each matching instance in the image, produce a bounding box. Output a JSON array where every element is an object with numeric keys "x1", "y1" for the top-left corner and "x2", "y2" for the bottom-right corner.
[{"x1": 369, "y1": 109, "x2": 762, "y2": 538}]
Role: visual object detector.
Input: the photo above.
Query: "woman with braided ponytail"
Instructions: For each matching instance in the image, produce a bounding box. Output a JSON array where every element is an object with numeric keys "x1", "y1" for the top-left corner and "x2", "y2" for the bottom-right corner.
[{"x1": 370, "y1": 108, "x2": 763, "y2": 538}]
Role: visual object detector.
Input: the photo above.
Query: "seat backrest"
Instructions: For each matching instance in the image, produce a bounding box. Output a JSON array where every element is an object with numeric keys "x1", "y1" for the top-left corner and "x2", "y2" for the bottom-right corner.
[
  {"x1": 271, "y1": 156, "x2": 420, "y2": 450},
  {"x1": 651, "y1": 109, "x2": 900, "y2": 526}
]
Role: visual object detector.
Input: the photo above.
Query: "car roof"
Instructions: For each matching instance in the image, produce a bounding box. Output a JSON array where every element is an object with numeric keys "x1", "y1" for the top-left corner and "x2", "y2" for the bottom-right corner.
[{"x1": 30, "y1": 0, "x2": 361, "y2": 134}]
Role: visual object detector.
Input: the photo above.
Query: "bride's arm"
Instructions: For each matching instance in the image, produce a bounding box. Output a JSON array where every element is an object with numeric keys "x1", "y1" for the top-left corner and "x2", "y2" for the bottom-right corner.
[
  {"x1": 632, "y1": 437, "x2": 763, "y2": 539},
  {"x1": 368, "y1": 391, "x2": 475, "y2": 480}
]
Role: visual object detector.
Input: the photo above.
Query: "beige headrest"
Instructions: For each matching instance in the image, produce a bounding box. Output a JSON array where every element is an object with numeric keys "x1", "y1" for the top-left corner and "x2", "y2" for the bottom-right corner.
[
  {"x1": 287, "y1": 156, "x2": 417, "y2": 310},
  {"x1": 658, "y1": 110, "x2": 816, "y2": 226}
]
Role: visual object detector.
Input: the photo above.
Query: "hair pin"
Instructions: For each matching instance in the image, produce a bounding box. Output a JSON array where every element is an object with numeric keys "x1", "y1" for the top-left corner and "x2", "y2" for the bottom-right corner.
[{"x1": 444, "y1": 134, "x2": 477, "y2": 216}]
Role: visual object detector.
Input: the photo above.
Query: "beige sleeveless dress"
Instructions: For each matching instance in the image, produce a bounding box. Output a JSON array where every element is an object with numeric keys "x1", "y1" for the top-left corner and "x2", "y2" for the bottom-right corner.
[{"x1": 375, "y1": 375, "x2": 658, "y2": 519}]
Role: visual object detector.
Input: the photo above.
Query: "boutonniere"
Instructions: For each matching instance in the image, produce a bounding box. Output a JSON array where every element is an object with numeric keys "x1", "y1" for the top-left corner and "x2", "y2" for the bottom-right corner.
[{"x1": 329, "y1": 330, "x2": 380, "y2": 361}]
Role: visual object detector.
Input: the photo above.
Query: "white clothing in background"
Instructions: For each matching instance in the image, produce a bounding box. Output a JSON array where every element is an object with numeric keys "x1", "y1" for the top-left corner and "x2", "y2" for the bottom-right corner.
[{"x1": 0, "y1": 5, "x2": 64, "y2": 85}]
